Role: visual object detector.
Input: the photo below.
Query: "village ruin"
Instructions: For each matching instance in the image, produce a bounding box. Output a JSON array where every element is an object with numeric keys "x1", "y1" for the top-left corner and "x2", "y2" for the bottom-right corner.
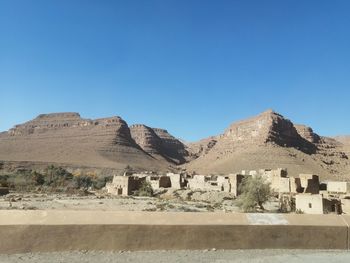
[{"x1": 106, "y1": 168, "x2": 350, "y2": 215}]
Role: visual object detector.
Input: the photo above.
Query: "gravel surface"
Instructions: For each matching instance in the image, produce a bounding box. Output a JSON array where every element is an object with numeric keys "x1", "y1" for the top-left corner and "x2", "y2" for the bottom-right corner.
[
  {"x1": 0, "y1": 250, "x2": 350, "y2": 263},
  {"x1": 0, "y1": 191, "x2": 247, "y2": 212}
]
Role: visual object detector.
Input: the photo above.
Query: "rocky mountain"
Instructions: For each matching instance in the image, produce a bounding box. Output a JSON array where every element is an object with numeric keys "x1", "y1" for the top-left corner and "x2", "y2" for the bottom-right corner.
[
  {"x1": 185, "y1": 110, "x2": 350, "y2": 179},
  {"x1": 294, "y1": 124, "x2": 320, "y2": 144},
  {"x1": 187, "y1": 137, "x2": 218, "y2": 158},
  {"x1": 1, "y1": 110, "x2": 349, "y2": 179},
  {"x1": 129, "y1": 124, "x2": 190, "y2": 164},
  {"x1": 0, "y1": 113, "x2": 187, "y2": 174}
]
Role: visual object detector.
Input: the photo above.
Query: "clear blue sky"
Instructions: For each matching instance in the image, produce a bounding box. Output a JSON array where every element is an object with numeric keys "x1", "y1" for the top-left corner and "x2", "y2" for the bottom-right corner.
[{"x1": 1, "y1": 0, "x2": 349, "y2": 141}]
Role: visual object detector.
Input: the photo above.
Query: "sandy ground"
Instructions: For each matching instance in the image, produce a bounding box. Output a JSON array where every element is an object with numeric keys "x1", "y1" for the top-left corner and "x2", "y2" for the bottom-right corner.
[
  {"x1": 0, "y1": 190, "x2": 281, "y2": 212},
  {"x1": 0, "y1": 250, "x2": 350, "y2": 263},
  {"x1": 0, "y1": 192, "x2": 236, "y2": 212}
]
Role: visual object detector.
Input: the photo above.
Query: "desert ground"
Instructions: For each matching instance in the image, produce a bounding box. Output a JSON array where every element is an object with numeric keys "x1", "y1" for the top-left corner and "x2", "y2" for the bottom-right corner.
[{"x1": 0, "y1": 190, "x2": 279, "y2": 213}]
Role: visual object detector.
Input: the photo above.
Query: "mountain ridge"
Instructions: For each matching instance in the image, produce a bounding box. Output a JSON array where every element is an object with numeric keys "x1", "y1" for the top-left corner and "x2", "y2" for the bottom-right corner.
[{"x1": 0, "y1": 110, "x2": 349, "y2": 179}]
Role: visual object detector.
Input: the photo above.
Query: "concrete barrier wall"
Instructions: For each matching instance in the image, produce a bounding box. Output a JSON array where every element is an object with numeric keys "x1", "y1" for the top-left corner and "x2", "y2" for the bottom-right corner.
[{"x1": 0, "y1": 211, "x2": 349, "y2": 253}]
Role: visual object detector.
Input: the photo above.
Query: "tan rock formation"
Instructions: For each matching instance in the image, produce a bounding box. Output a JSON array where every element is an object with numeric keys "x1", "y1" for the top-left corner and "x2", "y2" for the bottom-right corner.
[
  {"x1": 0, "y1": 113, "x2": 171, "y2": 173},
  {"x1": 294, "y1": 124, "x2": 320, "y2": 143},
  {"x1": 185, "y1": 110, "x2": 350, "y2": 179},
  {"x1": 187, "y1": 136, "x2": 218, "y2": 158},
  {"x1": 130, "y1": 124, "x2": 190, "y2": 164}
]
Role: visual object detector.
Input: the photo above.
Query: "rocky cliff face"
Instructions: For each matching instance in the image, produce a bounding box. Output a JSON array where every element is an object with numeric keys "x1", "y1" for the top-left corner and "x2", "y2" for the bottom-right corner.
[
  {"x1": 8, "y1": 113, "x2": 136, "y2": 148},
  {"x1": 130, "y1": 125, "x2": 190, "y2": 164},
  {"x1": 187, "y1": 137, "x2": 218, "y2": 158},
  {"x1": 212, "y1": 110, "x2": 316, "y2": 154},
  {"x1": 0, "y1": 113, "x2": 170, "y2": 172},
  {"x1": 129, "y1": 124, "x2": 163, "y2": 155},
  {"x1": 185, "y1": 110, "x2": 349, "y2": 179},
  {"x1": 152, "y1": 128, "x2": 191, "y2": 163},
  {"x1": 8, "y1": 113, "x2": 84, "y2": 136},
  {"x1": 294, "y1": 124, "x2": 321, "y2": 144}
]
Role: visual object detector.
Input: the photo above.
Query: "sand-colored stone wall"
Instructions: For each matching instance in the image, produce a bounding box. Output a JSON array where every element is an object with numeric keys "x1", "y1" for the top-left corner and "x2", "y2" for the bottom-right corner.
[{"x1": 0, "y1": 211, "x2": 349, "y2": 253}]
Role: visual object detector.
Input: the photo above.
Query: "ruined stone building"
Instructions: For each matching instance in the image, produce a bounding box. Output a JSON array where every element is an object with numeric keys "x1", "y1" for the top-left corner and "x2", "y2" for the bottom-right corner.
[
  {"x1": 243, "y1": 169, "x2": 346, "y2": 215},
  {"x1": 226, "y1": 174, "x2": 245, "y2": 197},
  {"x1": 290, "y1": 177, "x2": 350, "y2": 214},
  {"x1": 258, "y1": 168, "x2": 288, "y2": 193},
  {"x1": 295, "y1": 194, "x2": 342, "y2": 214},
  {"x1": 106, "y1": 172, "x2": 188, "y2": 196},
  {"x1": 166, "y1": 173, "x2": 186, "y2": 189},
  {"x1": 104, "y1": 168, "x2": 349, "y2": 216},
  {"x1": 146, "y1": 175, "x2": 171, "y2": 190},
  {"x1": 299, "y1": 174, "x2": 320, "y2": 194},
  {"x1": 106, "y1": 175, "x2": 145, "y2": 196},
  {"x1": 187, "y1": 173, "x2": 244, "y2": 197},
  {"x1": 243, "y1": 168, "x2": 289, "y2": 194},
  {"x1": 187, "y1": 175, "x2": 223, "y2": 192},
  {"x1": 326, "y1": 182, "x2": 349, "y2": 194},
  {"x1": 295, "y1": 194, "x2": 324, "y2": 214}
]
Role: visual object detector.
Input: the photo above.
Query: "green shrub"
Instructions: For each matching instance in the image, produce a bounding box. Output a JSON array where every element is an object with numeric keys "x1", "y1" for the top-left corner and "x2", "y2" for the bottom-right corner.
[
  {"x1": 134, "y1": 181, "x2": 154, "y2": 197},
  {"x1": 5, "y1": 170, "x2": 37, "y2": 191},
  {"x1": 92, "y1": 175, "x2": 113, "y2": 189},
  {"x1": 31, "y1": 171, "x2": 45, "y2": 185},
  {"x1": 2, "y1": 165, "x2": 114, "y2": 193},
  {"x1": 0, "y1": 175, "x2": 9, "y2": 187},
  {"x1": 44, "y1": 165, "x2": 73, "y2": 187},
  {"x1": 236, "y1": 176, "x2": 273, "y2": 212},
  {"x1": 71, "y1": 175, "x2": 93, "y2": 189}
]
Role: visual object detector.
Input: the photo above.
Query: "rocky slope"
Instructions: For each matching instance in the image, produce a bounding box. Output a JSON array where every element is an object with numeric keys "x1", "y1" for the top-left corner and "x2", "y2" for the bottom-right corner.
[
  {"x1": 294, "y1": 124, "x2": 321, "y2": 144},
  {"x1": 187, "y1": 137, "x2": 218, "y2": 158},
  {"x1": 129, "y1": 124, "x2": 190, "y2": 164},
  {"x1": 185, "y1": 110, "x2": 350, "y2": 179},
  {"x1": 0, "y1": 113, "x2": 177, "y2": 173}
]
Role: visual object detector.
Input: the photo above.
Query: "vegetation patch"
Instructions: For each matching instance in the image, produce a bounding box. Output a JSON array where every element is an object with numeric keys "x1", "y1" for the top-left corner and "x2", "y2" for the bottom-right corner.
[
  {"x1": 236, "y1": 175, "x2": 273, "y2": 212},
  {"x1": 134, "y1": 181, "x2": 154, "y2": 197},
  {"x1": 0, "y1": 165, "x2": 113, "y2": 193}
]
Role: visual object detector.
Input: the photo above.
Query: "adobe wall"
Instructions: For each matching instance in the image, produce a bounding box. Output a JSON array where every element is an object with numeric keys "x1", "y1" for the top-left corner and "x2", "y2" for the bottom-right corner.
[
  {"x1": 0, "y1": 211, "x2": 349, "y2": 253},
  {"x1": 327, "y1": 182, "x2": 348, "y2": 194},
  {"x1": 295, "y1": 194, "x2": 324, "y2": 214}
]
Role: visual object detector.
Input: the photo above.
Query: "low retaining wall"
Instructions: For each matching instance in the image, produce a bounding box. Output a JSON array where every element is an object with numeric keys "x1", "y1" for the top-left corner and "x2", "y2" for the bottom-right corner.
[{"x1": 0, "y1": 211, "x2": 349, "y2": 253}]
